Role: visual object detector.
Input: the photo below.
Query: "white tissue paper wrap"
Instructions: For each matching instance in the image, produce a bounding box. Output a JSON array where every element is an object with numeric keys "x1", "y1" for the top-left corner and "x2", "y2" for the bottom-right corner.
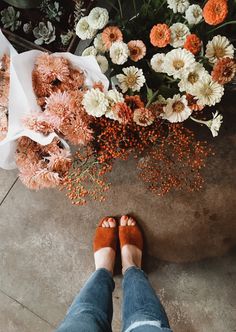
[
  {"x1": 0, "y1": 30, "x2": 18, "y2": 169},
  {"x1": 0, "y1": 40, "x2": 109, "y2": 170}
]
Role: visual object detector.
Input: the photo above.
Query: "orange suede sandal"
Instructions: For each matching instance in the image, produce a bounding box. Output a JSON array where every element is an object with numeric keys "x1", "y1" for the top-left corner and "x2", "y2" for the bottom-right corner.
[
  {"x1": 93, "y1": 217, "x2": 117, "y2": 253},
  {"x1": 119, "y1": 218, "x2": 143, "y2": 251}
]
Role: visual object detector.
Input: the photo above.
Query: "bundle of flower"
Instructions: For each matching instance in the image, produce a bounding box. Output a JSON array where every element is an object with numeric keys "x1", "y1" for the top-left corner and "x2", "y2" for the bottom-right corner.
[
  {"x1": 17, "y1": 52, "x2": 96, "y2": 188},
  {"x1": 13, "y1": 0, "x2": 236, "y2": 206},
  {"x1": 0, "y1": 54, "x2": 10, "y2": 141},
  {"x1": 76, "y1": 0, "x2": 236, "y2": 134},
  {"x1": 16, "y1": 136, "x2": 72, "y2": 190}
]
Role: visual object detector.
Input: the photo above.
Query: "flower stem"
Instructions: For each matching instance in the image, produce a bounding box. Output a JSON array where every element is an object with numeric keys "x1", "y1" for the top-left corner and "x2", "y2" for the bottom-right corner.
[
  {"x1": 117, "y1": 0, "x2": 123, "y2": 19},
  {"x1": 190, "y1": 116, "x2": 205, "y2": 125},
  {"x1": 132, "y1": 0, "x2": 137, "y2": 15},
  {"x1": 207, "y1": 20, "x2": 236, "y2": 34}
]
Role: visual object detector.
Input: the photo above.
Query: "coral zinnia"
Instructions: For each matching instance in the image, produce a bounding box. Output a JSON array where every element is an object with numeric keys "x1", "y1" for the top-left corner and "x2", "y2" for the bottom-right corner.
[
  {"x1": 125, "y1": 95, "x2": 144, "y2": 109},
  {"x1": 184, "y1": 34, "x2": 202, "y2": 55},
  {"x1": 150, "y1": 24, "x2": 171, "y2": 48},
  {"x1": 127, "y1": 40, "x2": 146, "y2": 62},
  {"x1": 102, "y1": 26, "x2": 123, "y2": 49},
  {"x1": 113, "y1": 102, "x2": 133, "y2": 124},
  {"x1": 203, "y1": 0, "x2": 228, "y2": 26},
  {"x1": 211, "y1": 57, "x2": 236, "y2": 85},
  {"x1": 186, "y1": 94, "x2": 204, "y2": 111}
]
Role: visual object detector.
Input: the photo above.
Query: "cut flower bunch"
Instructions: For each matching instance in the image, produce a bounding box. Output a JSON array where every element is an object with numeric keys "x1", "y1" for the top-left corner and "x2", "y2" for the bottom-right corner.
[{"x1": 1, "y1": 0, "x2": 235, "y2": 206}]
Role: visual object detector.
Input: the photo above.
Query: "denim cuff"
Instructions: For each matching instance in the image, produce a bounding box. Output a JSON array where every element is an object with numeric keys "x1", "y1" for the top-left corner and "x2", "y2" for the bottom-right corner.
[{"x1": 123, "y1": 313, "x2": 172, "y2": 332}]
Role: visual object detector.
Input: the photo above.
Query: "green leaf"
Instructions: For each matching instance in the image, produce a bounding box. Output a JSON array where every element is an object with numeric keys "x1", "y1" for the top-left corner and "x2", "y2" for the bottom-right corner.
[{"x1": 146, "y1": 84, "x2": 154, "y2": 102}]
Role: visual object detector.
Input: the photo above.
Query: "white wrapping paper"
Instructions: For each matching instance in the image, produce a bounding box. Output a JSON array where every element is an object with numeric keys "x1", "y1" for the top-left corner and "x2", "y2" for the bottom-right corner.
[
  {"x1": 0, "y1": 40, "x2": 109, "y2": 169},
  {"x1": 0, "y1": 30, "x2": 18, "y2": 169}
]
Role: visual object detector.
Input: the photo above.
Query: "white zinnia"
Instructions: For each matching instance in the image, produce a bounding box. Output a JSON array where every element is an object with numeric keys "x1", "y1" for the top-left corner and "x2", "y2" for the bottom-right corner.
[
  {"x1": 76, "y1": 16, "x2": 96, "y2": 40},
  {"x1": 185, "y1": 4, "x2": 202, "y2": 25},
  {"x1": 150, "y1": 53, "x2": 165, "y2": 73},
  {"x1": 88, "y1": 7, "x2": 109, "y2": 30},
  {"x1": 94, "y1": 33, "x2": 106, "y2": 53},
  {"x1": 110, "y1": 41, "x2": 129, "y2": 65},
  {"x1": 82, "y1": 88, "x2": 109, "y2": 117},
  {"x1": 191, "y1": 111, "x2": 223, "y2": 137},
  {"x1": 167, "y1": 0, "x2": 189, "y2": 13},
  {"x1": 178, "y1": 63, "x2": 208, "y2": 94},
  {"x1": 96, "y1": 55, "x2": 108, "y2": 73},
  {"x1": 193, "y1": 75, "x2": 224, "y2": 107},
  {"x1": 105, "y1": 89, "x2": 124, "y2": 120},
  {"x1": 162, "y1": 94, "x2": 192, "y2": 123},
  {"x1": 163, "y1": 48, "x2": 195, "y2": 79},
  {"x1": 82, "y1": 46, "x2": 97, "y2": 56},
  {"x1": 205, "y1": 35, "x2": 234, "y2": 64},
  {"x1": 117, "y1": 66, "x2": 146, "y2": 93},
  {"x1": 170, "y1": 23, "x2": 190, "y2": 48}
]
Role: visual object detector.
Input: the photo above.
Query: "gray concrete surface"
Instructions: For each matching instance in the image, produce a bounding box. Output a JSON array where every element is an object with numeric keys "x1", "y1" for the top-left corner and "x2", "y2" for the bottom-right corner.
[{"x1": 0, "y1": 94, "x2": 236, "y2": 331}]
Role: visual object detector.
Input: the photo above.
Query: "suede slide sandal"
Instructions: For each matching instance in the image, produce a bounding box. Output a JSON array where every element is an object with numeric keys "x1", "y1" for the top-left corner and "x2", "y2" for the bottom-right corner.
[
  {"x1": 93, "y1": 217, "x2": 117, "y2": 253},
  {"x1": 119, "y1": 216, "x2": 143, "y2": 251}
]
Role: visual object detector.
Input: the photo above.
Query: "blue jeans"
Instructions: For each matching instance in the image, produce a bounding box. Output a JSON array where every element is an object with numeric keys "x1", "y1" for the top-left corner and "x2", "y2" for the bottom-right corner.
[{"x1": 56, "y1": 267, "x2": 172, "y2": 332}]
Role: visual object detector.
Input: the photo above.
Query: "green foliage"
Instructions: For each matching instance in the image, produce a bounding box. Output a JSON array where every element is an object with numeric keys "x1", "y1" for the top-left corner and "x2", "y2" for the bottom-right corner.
[{"x1": 0, "y1": 6, "x2": 21, "y2": 32}]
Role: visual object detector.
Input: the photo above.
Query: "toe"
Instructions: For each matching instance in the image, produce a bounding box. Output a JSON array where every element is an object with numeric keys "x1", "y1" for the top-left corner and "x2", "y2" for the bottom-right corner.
[
  {"x1": 108, "y1": 218, "x2": 116, "y2": 228},
  {"x1": 129, "y1": 217, "x2": 136, "y2": 226},
  {"x1": 120, "y1": 215, "x2": 128, "y2": 226}
]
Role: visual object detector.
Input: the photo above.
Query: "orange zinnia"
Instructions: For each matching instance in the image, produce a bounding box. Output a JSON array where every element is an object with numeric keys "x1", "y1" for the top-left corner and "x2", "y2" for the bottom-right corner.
[
  {"x1": 102, "y1": 26, "x2": 123, "y2": 49},
  {"x1": 150, "y1": 24, "x2": 171, "y2": 48},
  {"x1": 125, "y1": 95, "x2": 144, "y2": 109},
  {"x1": 127, "y1": 40, "x2": 146, "y2": 62},
  {"x1": 186, "y1": 94, "x2": 204, "y2": 111},
  {"x1": 203, "y1": 0, "x2": 228, "y2": 26},
  {"x1": 211, "y1": 57, "x2": 236, "y2": 85},
  {"x1": 184, "y1": 34, "x2": 202, "y2": 55}
]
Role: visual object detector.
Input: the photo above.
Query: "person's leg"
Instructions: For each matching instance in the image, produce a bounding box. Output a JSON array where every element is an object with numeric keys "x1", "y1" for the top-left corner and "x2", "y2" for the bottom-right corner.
[
  {"x1": 56, "y1": 217, "x2": 117, "y2": 332},
  {"x1": 120, "y1": 215, "x2": 172, "y2": 332}
]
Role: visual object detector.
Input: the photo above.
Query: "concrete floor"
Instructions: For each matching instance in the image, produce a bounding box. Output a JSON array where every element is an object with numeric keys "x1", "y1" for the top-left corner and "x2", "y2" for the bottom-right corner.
[{"x1": 0, "y1": 94, "x2": 236, "y2": 331}]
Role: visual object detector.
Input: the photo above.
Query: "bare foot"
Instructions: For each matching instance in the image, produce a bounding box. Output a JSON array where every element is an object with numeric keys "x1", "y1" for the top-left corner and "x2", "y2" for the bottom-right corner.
[
  {"x1": 120, "y1": 215, "x2": 142, "y2": 274},
  {"x1": 94, "y1": 217, "x2": 116, "y2": 274}
]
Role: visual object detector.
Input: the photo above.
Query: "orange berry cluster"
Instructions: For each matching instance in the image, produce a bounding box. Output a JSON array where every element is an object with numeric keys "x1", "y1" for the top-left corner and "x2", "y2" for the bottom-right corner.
[
  {"x1": 60, "y1": 146, "x2": 111, "y2": 206},
  {"x1": 137, "y1": 124, "x2": 212, "y2": 195}
]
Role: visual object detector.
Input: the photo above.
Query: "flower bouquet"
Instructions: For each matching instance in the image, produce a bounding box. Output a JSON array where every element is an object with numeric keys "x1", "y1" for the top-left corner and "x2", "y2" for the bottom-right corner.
[{"x1": 1, "y1": 0, "x2": 236, "y2": 205}]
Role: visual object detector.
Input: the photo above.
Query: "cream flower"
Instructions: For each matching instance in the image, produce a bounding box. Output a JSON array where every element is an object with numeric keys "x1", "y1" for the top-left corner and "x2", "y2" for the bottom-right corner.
[
  {"x1": 105, "y1": 89, "x2": 124, "y2": 120},
  {"x1": 167, "y1": 0, "x2": 189, "y2": 13},
  {"x1": 76, "y1": 16, "x2": 96, "y2": 40},
  {"x1": 133, "y1": 108, "x2": 155, "y2": 126},
  {"x1": 96, "y1": 55, "x2": 108, "y2": 73},
  {"x1": 163, "y1": 48, "x2": 195, "y2": 79},
  {"x1": 205, "y1": 35, "x2": 234, "y2": 64},
  {"x1": 82, "y1": 88, "x2": 109, "y2": 117},
  {"x1": 162, "y1": 94, "x2": 192, "y2": 123},
  {"x1": 191, "y1": 111, "x2": 223, "y2": 137},
  {"x1": 193, "y1": 75, "x2": 224, "y2": 106},
  {"x1": 117, "y1": 66, "x2": 146, "y2": 93},
  {"x1": 178, "y1": 63, "x2": 208, "y2": 94},
  {"x1": 170, "y1": 23, "x2": 190, "y2": 48},
  {"x1": 185, "y1": 4, "x2": 202, "y2": 25},
  {"x1": 93, "y1": 33, "x2": 106, "y2": 53},
  {"x1": 150, "y1": 53, "x2": 165, "y2": 73},
  {"x1": 109, "y1": 41, "x2": 129, "y2": 65},
  {"x1": 82, "y1": 46, "x2": 97, "y2": 56},
  {"x1": 88, "y1": 7, "x2": 109, "y2": 30}
]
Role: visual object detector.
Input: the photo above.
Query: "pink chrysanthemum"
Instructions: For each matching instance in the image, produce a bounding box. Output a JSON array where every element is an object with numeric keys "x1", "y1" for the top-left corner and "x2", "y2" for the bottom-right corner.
[
  {"x1": 45, "y1": 91, "x2": 72, "y2": 122},
  {"x1": 16, "y1": 137, "x2": 72, "y2": 190},
  {"x1": 24, "y1": 114, "x2": 55, "y2": 135},
  {"x1": 35, "y1": 54, "x2": 70, "y2": 83}
]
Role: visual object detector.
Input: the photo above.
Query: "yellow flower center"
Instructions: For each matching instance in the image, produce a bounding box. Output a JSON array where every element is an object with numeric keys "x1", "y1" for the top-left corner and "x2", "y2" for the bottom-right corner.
[
  {"x1": 173, "y1": 101, "x2": 185, "y2": 113},
  {"x1": 127, "y1": 75, "x2": 137, "y2": 86},
  {"x1": 188, "y1": 72, "x2": 199, "y2": 84},
  {"x1": 214, "y1": 46, "x2": 225, "y2": 59},
  {"x1": 173, "y1": 59, "x2": 184, "y2": 70}
]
